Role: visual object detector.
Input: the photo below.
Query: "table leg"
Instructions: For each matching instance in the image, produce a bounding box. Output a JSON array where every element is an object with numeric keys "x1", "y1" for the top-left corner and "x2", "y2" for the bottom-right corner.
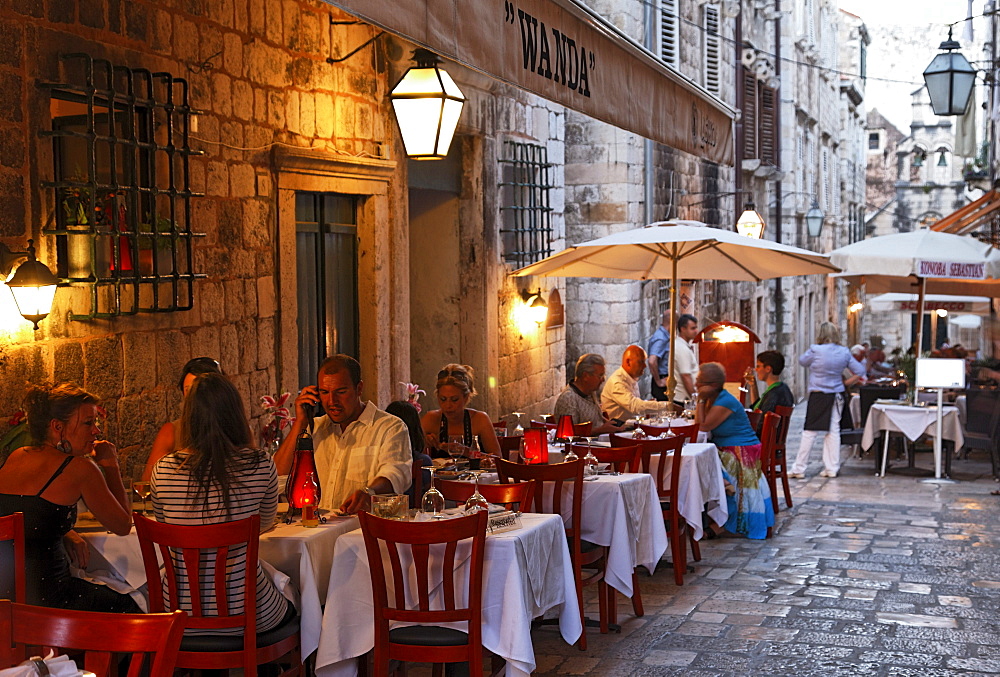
[{"x1": 879, "y1": 431, "x2": 890, "y2": 478}]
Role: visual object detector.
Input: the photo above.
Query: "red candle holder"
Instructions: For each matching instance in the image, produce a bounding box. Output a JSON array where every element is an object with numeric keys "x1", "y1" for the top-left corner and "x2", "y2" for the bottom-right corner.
[
  {"x1": 522, "y1": 427, "x2": 548, "y2": 464},
  {"x1": 555, "y1": 414, "x2": 575, "y2": 440}
]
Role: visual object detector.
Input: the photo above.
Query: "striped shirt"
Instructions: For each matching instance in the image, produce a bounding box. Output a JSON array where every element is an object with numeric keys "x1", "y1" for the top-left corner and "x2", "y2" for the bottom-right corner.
[{"x1": 150, "y1": 449, "x2": 289, "y2": 635}]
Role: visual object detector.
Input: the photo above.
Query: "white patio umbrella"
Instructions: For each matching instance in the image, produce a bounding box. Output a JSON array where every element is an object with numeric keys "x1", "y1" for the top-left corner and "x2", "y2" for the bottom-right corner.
[
  {"x1": 512, "y1": 220, "x2": 838, "y2": 401},
  {"x1": 829, "y1": 229, "x2": 1000, "y2": 356},
  {"x1": 948, "y1": 314, "x2": 982, "y2": 329}
]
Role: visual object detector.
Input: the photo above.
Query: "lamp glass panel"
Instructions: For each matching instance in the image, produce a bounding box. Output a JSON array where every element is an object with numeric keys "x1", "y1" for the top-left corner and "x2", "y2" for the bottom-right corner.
[
  {"x1": 735, "y1": 209, "x2": 765, "y2": 239},
  {"x1": 435, "y1": 98, "x2": 464, "y2": 156},
  {"x1": 391, "y1": 67, "x2": 445, "y2": 96},
  {"x1": 9, "y1": 283, "x2": 56, "y2": 317},
  {"x1": 805, "y1": 207, "x2": 824, "y2": 237},
  {"x1": 923, "y1": 52, "x2": 976, "y2": 116},
  {"x1": 391, "y1": 98, "x2": 446, "y2": 157}
]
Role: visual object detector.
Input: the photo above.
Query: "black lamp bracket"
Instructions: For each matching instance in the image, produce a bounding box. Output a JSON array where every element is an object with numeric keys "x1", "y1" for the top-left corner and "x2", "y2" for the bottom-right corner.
[
  {"x1": 0, "y1": 242, "x2": 29, "y2": 279},
  {"x1": 327, "y1": 17, "x2": 386, "y2": 64}
]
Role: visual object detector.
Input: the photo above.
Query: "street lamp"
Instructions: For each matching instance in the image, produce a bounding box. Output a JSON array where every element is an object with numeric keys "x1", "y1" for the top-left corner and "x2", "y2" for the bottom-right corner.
[
  {"x1": 735, "y1": 201, "x2": 765, "y2": 239},
  {"x1": 805, "y1": 200, "x2": 825, "y2": 238},
  {"x1": 2, "y1": 240, "x2": 58, "y2": 330},
  {"x1": 390, "y1": 49, "x2": 466, "y2": 160},
  {"x1": 922, "y1": 28, "x2": 977, "y2": 116}
]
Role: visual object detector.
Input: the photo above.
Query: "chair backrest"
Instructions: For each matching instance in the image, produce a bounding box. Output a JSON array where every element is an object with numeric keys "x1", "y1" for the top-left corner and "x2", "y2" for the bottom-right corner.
[
  {"x1": 0, "y1": 599, "x2": 186, "y2": 677},
  {"x1": 572, "y1": 421, "x2": 592, "y2": 437},
  {"x1": 609, "y1": 432, "x2": 637, "y2": 448},
  {"x1": 669, "y1": 422, "x2": 700, "y2": 445},
  {"x1": 492, "y1": 420, "x2": 508, "y2": 434},
  {"x1": 435, "y1": 479, "x2": 536, "y2": 511},
  {"x1": 0, "y1": 513, "x2": 25, "y2": 603},
  {"x1": 530, "y1": 420, "x2": 557, "y2": 431},
  {"x1": 759, "y1": 412, "x2": 781, "y2": 479},
  {"x1": 573, "y1": 444, "x2": 639, "y2": 473},
  {"x1": 745, "y1": 410, "x2": 763, "y2": 435},
  {"x1": 497, "y1": 434, "x2": 523, "y2": 461},
  {"x1": 966, "y1": 388, "x2": 1000, "y2": 435},
  {"x1": 359, "y1": 511, "x2": 486, "y2": 646},
  {"x1": 496, "y1": 458, "x2": 584, "y2": 546},
  {"x1": 634, "y1": 435, "x2": 685, "y2": 500},
  {"x1": 773, "y1": 404, "x2": 793, "y2": 452},
  {"x1": 134, "y1": 513, "x2": 259, "y2": 636}
]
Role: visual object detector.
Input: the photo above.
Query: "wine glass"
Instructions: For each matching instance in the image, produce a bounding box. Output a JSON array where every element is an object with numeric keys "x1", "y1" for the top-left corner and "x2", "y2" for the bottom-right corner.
[
  {"x1": 510, "y1": 412, "x2": 525, "y2": 435},
  {"x1": 447, "y1": 435, "x2": 467, "y2": 465},
  {"x1": 421, "y1": 467, "x2": 445, "y2": 516},
  {"x1": 463, "y1": 470, "x2": 489, "y2": 513},
  {"x1": 132, "y1": 481, "x2": 152, "y2": 516},
  {"x1": 564, "y1": 443, "x2": 579, "y2": 462},
  {"x1": 583, "y1": 444, "x2": 599, "y2": 476}
]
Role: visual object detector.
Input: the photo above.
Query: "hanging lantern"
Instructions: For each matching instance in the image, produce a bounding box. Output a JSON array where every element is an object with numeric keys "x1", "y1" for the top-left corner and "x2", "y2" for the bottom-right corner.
[
  {"x1": 805, "y1": 200, "x2": 825, "y2": 238},
  {"x1": 735, "y1": 201, "x2": 765, "y2": 239},
  {"x1": 390, "y1": 49, "x2": 466, "y2": 160},
  {"x1": 922, "y1": 28, "x2": 977, "y2": 116},
  {"x1": 5, "y1": 240, "x2": 58, "y2": 330}
]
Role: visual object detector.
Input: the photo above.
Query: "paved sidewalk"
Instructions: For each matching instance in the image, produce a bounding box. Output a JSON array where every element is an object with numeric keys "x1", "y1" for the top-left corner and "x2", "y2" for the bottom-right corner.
[{"x1": 525, "y1": 406, "x2": 1000, "y2": 675}]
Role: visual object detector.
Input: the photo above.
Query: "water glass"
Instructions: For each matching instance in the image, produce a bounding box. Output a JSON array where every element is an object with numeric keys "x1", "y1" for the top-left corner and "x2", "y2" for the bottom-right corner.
[{"x1": 421, "y1": 468, "x2": 445, "y2": 515}]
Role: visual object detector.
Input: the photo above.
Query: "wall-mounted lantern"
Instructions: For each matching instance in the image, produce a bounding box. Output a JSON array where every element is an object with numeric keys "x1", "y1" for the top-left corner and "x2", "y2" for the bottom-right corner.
[
  {"x1": 735, "y1": 201, "x2": 765, "y2": 239},
  {"x1": 2, "y1": 240, "x2": 58, "y2": 330},
  {"x1": 805, "y1": 200, "x2": 825, "y2": 238},
  {"x1": 390, "y1": 49, "x2": 466, "y2": 160}
]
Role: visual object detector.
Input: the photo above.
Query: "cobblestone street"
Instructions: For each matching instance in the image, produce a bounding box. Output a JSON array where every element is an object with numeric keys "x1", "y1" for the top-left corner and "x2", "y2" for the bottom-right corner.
[{"x1": 526, "y1": 409, "x2": 1000, "y2": 675}]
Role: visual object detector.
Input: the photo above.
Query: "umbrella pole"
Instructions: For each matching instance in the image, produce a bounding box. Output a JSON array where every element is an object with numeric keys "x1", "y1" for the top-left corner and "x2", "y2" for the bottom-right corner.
[
  {"x1": 666, "y1": 255, "x2": 678, "y2": 405},
  {"x1": 913, "y1": 277, "x2": 927, "y2": 405}
]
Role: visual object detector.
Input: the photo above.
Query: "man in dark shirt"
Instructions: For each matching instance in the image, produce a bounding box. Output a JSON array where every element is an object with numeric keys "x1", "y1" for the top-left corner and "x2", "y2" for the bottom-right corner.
[{"x1": 752, "y1": 350, "x2": 795, "y2": 414}]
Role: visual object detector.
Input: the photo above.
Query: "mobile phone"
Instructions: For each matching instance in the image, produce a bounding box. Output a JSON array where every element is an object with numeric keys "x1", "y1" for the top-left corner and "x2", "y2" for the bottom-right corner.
[{"x1": 610, "y1": 418, "x2": 626, "y2": 427}]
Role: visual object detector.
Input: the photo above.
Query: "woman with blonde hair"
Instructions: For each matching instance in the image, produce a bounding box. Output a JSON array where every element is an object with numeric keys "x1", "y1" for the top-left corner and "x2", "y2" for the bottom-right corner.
[
  {"x1": 420, "y1": 364, "x2": 501, "y2": 459},
  {"x1": 790, "y1": 322, "x2": 865, "y2": 479}
]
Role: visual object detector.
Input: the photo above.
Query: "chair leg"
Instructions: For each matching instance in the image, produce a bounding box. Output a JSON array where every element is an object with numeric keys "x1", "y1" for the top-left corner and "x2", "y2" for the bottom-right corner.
[
  {"x1": 597, "y1": 578, "x2": 609, "y2": 634},
  {"x1": 606, "y1": 580, "x2": 618, "y2": 626},
  {"x1": 576, "y1": 576, "x2": 587, "y2": 651},
  {"x1": 630, "y1": 571, "x2": 644, "y2": 617},
  {"x1": 431, "y1": 664, "x2": 442, "y2": 677},
  {"x1": 688, "y1": 530, "x2": 701, "y2": 561},
  {"x1": 779, "y1": 466, "x2": 793, "y2": 509},
  {"x1": 767, "y1": 469, "x2": 779, "y2": 515},
  {"x1": 669, "y1": 519, "x2": 687, "y2": 586}
]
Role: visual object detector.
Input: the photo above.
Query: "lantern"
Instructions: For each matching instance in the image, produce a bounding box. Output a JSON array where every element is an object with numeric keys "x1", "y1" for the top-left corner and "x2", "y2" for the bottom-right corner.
[
  {"x1": 735, "y1": 201, "x2": 765, "y2": 239},
  {"x1": 390, "y1": 49, "x2": 466, "y2": 160},
  {"x1": 805, "y1": 200, "x2": 825, "y2": 238},
  {"x1": 286, "y1": 432, "x2": 322, "y2": 526},
  {"x1": 922, "y1": 29, "x2": 977, "y2": 117},
  {"x1": 4, "y1": 240, "x2": 58, "y2": 330},
  {"x1": 555, "y1": 414, "x2": 575, "y2": 441},
  {"x1": 522, "y1": 427, "x2": 549, "y2": 464}
]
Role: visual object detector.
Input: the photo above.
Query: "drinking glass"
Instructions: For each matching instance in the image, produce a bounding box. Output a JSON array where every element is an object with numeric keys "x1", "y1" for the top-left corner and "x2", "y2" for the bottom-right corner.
[
  {"x1": 510, "y1": 412, "x2": 525, "y2": 435},
  {"x1": 447, "y1": 435, "x2": 467, "y2": 464},
  {"x1": 463, "y1": 470, "x2": 489, "y2": 513},
  {"x1": 132, "y1": 481, "x2": 152, "y2": 516},
  {"x1": 420, "y1": 467, "x2": 445, "y2": 516},
  {"x1": 564, "y1": 444, "x2": 579, "y2": 462},
  {"x1": 583, "y1": 445, "x2": 599, "y2": 476}
]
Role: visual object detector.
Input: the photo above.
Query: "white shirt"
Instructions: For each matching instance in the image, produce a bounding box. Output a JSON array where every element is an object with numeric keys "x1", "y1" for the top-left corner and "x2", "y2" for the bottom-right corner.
[
  {"x1": 600, "y1": 367, "x2": 666, "y2": 421},
  {"x1": 672, "y1": 337, "x2": 698, "y2": 402},
  {"x1": 312, "y1": 401, "x2": 412, "y2": 510}
]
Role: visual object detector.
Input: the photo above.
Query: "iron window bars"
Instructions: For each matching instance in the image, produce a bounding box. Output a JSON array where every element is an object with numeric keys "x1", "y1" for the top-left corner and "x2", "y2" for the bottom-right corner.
[
  {"x1": 499, "y1": 140, "x2": 554, "y2": 268},
  {"x1": 39, "y1": 53, "x2": 205, "y2": 319}
]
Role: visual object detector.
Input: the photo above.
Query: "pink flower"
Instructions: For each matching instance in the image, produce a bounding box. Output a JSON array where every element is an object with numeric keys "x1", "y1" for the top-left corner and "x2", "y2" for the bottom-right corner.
[{"x1": 399, "y1": 382, "x2": 426, "y2": 413}]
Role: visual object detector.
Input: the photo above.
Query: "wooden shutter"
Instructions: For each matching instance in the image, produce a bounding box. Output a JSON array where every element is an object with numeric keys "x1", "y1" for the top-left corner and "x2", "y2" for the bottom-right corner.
[
  {"x1": 760, "y1": 85, "x2": 776, "y2": 166},
  {"x1": 659, "y1": 0, "x2": 678, "y2": 68},
  {"x1": 742, "y1": 67, "x2": 758, "y2": 160},
  {"x1": 704, "y1": 5, "x2": 721, "y2": 94}
]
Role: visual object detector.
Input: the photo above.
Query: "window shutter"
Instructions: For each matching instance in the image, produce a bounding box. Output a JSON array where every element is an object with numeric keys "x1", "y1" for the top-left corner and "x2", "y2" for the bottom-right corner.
[
  {"x1": 659, "y1": 0, "x2": 679, "y2": 68},
  {"x1": 704, "y1": 5, "x2": 721, "y2": 94},
  {"x1": 760, "y1": 86, "x2": 776, "y2": 166},
  {"x1": 742, "y1": 68, "x2": 758, "y2": 159}
]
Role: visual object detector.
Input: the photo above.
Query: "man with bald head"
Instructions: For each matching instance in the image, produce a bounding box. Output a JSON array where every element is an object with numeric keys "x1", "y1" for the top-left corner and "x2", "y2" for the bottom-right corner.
[{"x1": 601, "y1": 345, "x2": 670, "y2": 421}]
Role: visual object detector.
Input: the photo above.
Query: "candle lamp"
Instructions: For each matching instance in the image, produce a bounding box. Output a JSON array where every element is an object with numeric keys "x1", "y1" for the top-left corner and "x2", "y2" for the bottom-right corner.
[
  {"x1": 522, "y1": 426, "x2": 549, "y2": 464},
  {"x1": 555, "y1": 414, "x2": 575, "y2": 441}
]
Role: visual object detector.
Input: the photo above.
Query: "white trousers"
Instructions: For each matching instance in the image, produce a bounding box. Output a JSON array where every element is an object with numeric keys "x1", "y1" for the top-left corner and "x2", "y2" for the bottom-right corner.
[{"x1": 792, "y1": 393, "x2": 843, "y2": 474}]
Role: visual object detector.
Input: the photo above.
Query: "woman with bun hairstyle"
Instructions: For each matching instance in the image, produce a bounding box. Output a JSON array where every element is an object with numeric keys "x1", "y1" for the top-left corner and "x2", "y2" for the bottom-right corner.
[
  {"x1": 420, "y1": 364, "x2": 501, "y2": 460},
  {"x1": 0, "y1": 383, "x2": 138, "y2": 611}
]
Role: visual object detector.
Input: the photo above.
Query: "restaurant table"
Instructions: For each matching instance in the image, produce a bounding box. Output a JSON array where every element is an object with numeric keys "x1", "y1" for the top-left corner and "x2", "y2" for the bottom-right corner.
[
  {"x1": 315, "y1": 513, "x2": 582, "y2": 677},
  {"x1": 80, "y1": 515, "x2": 360, "y2": 660},
  {"x1": 861, "y1": 403, "x2": 963, "y2": 477},
  {"x1": 637, "y1": 442, "x2": 728, "y2": 540},
  {"x1": 484, "y1": 468, "x2": 666, "y2": 599},
  {"x1": 851, "y1": 393, "x2": 967, "y2": 427}
]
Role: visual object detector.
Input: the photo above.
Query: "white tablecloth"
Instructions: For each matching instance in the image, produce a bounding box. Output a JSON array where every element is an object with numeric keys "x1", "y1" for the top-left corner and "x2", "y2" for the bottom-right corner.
[
  {"x1": 315, "y1": 513, "x2": 581, "y2": 677},
  {"x1": 642, "y1": 443, "x2": 728, "y2": 540},
  {"x1": 80, "y1": 516, "x2": 360, "y2": 659},
  {"x1": 851, "y1": 393, "x2": 967, "y2": 427},
  {"x1": 860, "y1": 403, "x2": 964, "y2": 450}
]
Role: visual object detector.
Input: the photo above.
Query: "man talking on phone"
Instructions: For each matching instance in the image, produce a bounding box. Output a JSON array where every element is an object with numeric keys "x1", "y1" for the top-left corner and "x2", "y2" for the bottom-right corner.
[{"x1": 275, "y1": 354, "x2": 411, "y2": 514}]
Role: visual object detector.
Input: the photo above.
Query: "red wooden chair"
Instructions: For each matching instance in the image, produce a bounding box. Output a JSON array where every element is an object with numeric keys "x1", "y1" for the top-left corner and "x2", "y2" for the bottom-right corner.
[
  {"x1": 572, "y1": 421, "x2": 593, "y2": 437},
  {"x1": 133, "y1": 513, "x2": 301, "y2": 677},
  {"x1": 759, "y1": 412, "x2": 781, "y2": 537},
  {"x1": 570, "y1": 444, "x2": 640, "y2": 474},
  {"x1": 497, "y1": 434, "x2": 523, "y2": 462},
  {"x1": 435, "y1": 479, "x2": 536, "y2": 511},
  {"x1": 496, "y1": 458, "x2": 609, "y2": 650},
  {"x1": 0, "y1": 513, "x2": 25, "y2": 603},
  {"x1": 770, "y1": 405, "x2": 794, "y2": 511},
  {"x1": 492, "y1": 420, "x2": 508, "y2": 434},
  {"x1": 669, "y1": 422, "x2": 700, "y2": 445},
  {"x1": 0, "y1": 599, "x2": 186, "y2": 677},
  {"x1": 530, "y1": 420, "x2": 557, "y2": 431},
  {"x1": 359, "y1": 510, "x2": 488, "y2": 677},
  {"x1": 635, "y1": 434, "x2": 693, "y2": 585},
  {"x1": 745, "y1": 410, "x2": 763, "y2": 434},
  {"x1": 410, "y1": 458, "x2": 426, "y2": 509}
]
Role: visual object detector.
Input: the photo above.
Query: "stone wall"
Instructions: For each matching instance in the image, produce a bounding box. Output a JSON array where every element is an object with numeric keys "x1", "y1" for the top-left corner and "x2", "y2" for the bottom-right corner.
[{"x1": 0, "y1": 0, "x2": 405, "y2": 479}]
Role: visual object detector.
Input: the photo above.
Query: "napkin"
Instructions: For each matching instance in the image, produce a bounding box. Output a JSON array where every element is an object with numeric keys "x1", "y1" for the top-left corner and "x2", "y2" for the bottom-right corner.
[{"x1": 0, "y1": 652, "x2": 84, "y2": 677}]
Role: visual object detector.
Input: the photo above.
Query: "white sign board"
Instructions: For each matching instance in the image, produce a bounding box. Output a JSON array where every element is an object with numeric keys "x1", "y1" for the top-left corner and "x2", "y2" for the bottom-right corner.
[{"x1": 915, "y1": 358, "x2": 966, "y2": 389}]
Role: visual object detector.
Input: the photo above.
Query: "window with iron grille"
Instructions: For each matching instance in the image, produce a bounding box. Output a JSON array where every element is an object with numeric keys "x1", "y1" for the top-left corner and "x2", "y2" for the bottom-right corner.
[
  {"x1": 703, "y1": 5, "x2": 721, "y2": 94},
  {"x1": 659, "y1": 0, "x2": 679, "y2": 69},
  {"x1": 499, "y1": 140, "x2": 554, "y2": 268},
  {"x1": 40, "y1": 53, "x2": 204, "y2": 319}
]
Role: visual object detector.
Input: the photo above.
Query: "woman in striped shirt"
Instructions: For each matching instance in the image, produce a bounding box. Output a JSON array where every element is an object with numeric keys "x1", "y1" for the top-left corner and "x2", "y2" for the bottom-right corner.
[{"x1": 150, "y1": 372, "x2": 294, "y2": 635}]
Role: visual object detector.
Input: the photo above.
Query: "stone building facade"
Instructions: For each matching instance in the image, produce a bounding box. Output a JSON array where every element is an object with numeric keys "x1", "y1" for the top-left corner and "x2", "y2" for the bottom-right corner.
[{"x1": 865, "y1": 108, "x2": 906, "y2": 238}]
